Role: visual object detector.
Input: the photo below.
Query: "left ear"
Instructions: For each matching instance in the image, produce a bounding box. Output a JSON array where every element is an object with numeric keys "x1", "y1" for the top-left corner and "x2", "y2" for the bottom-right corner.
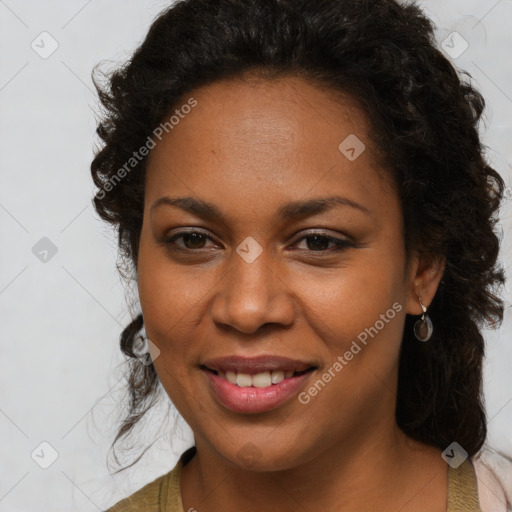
[{"x1": 405, "y1": 252, "x2": 446, "y2": 316}]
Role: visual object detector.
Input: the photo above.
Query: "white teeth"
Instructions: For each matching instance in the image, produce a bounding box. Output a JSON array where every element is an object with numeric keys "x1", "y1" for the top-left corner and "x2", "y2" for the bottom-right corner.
[
  {"x1": 236, "y1": 373, "x2": 253, "y2": 387},
  {"x1": 252, "y1": 372, "x2": 272, "y2": 388},
  {"x1": 219, "y1": 369, "x2": 296, "y2": 387},
  {"x1": 271, "y1": 370, "x2": 285, "y2": 384},
  {"x1": 225, "y1": 371, "x2": 237, "y2": 384}
]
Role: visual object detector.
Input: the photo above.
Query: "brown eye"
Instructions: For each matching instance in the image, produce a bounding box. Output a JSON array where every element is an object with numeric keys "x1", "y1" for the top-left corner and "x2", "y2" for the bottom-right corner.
[
  {"x1": 304, "y1": 235, "x2": 331, "y2": 251},
  {"x1": 294, "y1": 233, "x2": 354, "y2": 252},
  {"x1": 181, "y1": 232, "x2": 207, "y2": 249},
  {"x1": 163, "y1": 231, "x2": 216, "y2": 250}
]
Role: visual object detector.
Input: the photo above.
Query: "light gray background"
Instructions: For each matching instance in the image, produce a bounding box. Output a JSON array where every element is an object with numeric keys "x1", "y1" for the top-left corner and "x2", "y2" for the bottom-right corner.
[{"x1": 0, "y1": 1, "x2": 511, "y2": 510}]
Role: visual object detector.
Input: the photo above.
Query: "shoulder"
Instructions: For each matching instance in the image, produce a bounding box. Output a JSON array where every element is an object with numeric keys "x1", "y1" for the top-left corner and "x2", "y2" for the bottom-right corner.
[
  {"x1": 103, "y1": 470, "x2": 171, "y2": 512},
  {"x1": 472, "y1": 446, "x2": 512, "y2": 512},
  {"x1": 103, "y1": 446, "x2": 196, "y2": 512}
]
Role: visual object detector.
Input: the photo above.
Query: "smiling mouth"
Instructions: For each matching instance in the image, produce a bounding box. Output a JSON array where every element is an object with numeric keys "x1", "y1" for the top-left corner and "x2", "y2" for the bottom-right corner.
[{"x1": 201, "y1": 366, "x2": 315, "y2": 388}]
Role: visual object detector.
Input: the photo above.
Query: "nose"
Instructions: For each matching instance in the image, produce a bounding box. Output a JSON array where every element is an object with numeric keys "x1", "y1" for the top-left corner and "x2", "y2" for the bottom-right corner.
[{"x1": 210, "y1": 249, "x2": 295, "y2": 334}]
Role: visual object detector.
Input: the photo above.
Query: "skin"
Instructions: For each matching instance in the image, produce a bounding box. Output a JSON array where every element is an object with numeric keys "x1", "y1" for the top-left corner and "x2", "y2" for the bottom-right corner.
[{"x1": 137, "y1": 74, "x2": 446, "y2": 511}]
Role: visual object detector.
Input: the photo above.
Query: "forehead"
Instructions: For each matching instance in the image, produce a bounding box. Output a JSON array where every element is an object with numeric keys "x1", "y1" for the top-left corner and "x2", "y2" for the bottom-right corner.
[{"x1": 144, "y1": 75, "x2": 396, "y2": 222}]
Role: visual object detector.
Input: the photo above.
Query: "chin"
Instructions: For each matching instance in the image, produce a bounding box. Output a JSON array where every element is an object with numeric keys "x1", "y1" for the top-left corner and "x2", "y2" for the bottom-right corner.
[{"x1": 213, "y1": 438, "x2": 312, "y2": 473}]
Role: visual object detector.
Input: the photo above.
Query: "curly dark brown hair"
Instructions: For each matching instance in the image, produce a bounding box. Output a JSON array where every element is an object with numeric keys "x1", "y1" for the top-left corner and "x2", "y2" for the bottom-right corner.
[{"x1": 90, "y1": 0, "x2": 506, "y2": 472}]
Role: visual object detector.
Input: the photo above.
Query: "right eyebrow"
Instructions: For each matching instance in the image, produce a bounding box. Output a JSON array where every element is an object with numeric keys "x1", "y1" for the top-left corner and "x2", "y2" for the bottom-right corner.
[{"x1": 151, "y1": 196, "x2": 227, "y2": 222}]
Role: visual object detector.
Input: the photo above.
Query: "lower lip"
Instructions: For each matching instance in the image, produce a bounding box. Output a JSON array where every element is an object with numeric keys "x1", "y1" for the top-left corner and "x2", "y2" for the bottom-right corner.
[{"x1": 204, "y1": 370, "x2": 314, "y2": 414}]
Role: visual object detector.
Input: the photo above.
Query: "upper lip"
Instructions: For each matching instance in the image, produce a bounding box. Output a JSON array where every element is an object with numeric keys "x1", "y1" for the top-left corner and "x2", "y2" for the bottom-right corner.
[{"x1": 201, "y1": 355, "x2": 316, "y2": 374}]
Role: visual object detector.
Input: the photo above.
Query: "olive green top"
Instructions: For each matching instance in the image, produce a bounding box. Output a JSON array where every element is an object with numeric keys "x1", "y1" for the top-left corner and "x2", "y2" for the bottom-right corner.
[{"x1": 105, "y1": 446, "x2": 482, "y2": 511}]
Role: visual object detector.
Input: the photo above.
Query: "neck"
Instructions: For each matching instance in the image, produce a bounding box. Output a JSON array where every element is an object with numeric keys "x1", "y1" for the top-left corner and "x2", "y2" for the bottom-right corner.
[{"x1": 180, "y1": 420, "x2": 446, "y2": 511}]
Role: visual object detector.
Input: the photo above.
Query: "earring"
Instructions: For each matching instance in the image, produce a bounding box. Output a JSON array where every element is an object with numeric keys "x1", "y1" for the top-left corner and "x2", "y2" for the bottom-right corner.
[
  {"x1": 133, "y1": 325, "x2": 152, "y2": 365},
  {"x1": 414, "y1": 297, "x2": 433, "y2": 342}
]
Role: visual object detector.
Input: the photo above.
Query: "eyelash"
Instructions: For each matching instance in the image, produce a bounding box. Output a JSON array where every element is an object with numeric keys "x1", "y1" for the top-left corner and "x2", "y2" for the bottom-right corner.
[{"x1": 160, "y1": 230, "x2": 355, "y2": 254}]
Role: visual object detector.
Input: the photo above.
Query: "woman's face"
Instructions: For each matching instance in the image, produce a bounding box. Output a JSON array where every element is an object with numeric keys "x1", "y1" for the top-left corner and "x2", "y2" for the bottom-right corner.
[{"x1": 138, "y1": 74, "x2": 422, "y2": 471}]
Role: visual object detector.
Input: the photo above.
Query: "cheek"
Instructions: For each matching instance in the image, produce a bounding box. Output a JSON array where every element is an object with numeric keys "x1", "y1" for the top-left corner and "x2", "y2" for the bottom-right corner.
[
  {"x1": 293, "y1": 255, "x2": 406, "y2": 426},
  {"x1": 136, "y1": 228, "x2": 208, "y2": 362},
  {"x1": 299, "y1": 253, "x2": 406, "y2": 346},
  {"x1": 137, "y1": 238, "x2": 204, "y2": 413}
]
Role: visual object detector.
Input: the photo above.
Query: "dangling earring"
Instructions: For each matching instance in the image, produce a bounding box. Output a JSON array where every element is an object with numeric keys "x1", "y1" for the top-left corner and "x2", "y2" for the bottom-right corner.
[
  {"x1": 414, "y1": 297, "x2": 433, "y2": 342},
  {"x1": 133, "y1": 325, "x2": 152, "y2": 364}
]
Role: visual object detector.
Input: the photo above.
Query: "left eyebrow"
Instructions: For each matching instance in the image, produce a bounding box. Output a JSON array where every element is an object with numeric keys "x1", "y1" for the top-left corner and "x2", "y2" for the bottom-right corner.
[{"x1": 274, "y1": 195, "x2": 370, "y2": 221}]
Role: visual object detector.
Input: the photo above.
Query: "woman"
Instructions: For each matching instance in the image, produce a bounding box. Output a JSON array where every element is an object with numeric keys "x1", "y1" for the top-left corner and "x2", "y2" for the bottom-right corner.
[{"x1": 91, "y1": 0, "x2": 512, "y2": 510}]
